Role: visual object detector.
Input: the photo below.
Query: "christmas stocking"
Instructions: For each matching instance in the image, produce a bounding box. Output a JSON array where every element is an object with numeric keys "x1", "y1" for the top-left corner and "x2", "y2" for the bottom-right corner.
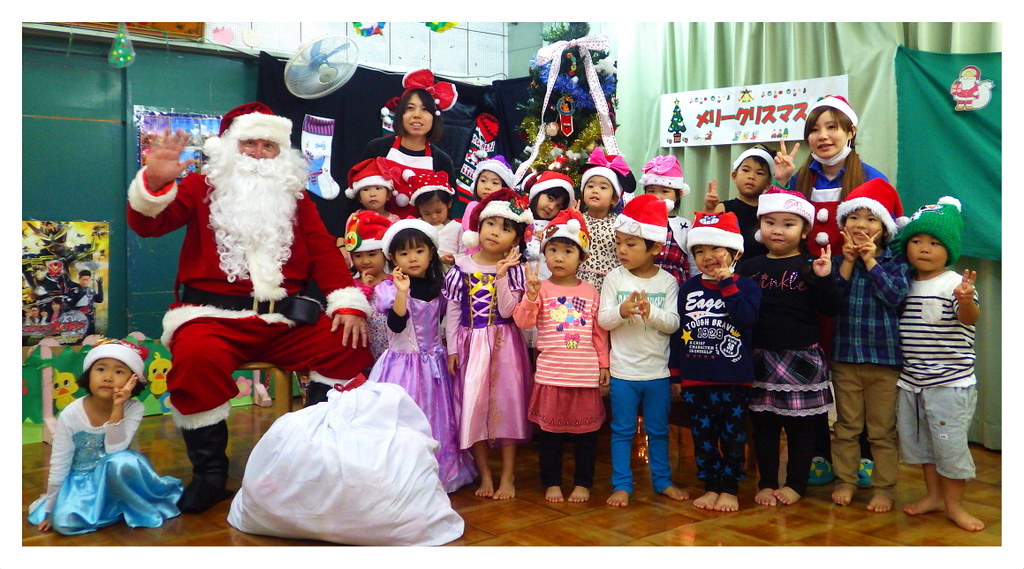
[
  {"x1": 455, "y1": 113, "x2": 500, "y2": 212},
  {"x1": 301, "y1": 114, "x2": 341, "y2": 200}
]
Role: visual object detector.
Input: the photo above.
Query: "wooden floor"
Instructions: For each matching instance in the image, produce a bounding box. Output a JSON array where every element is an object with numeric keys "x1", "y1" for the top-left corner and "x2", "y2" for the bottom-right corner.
[{"x1": 22, "y1": 397, "x2": 1002, "y2": 548}]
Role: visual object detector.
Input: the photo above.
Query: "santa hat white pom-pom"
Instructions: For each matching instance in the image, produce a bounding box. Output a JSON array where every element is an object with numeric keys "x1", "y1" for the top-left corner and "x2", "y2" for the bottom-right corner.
[
  {"x1": 403, "y1": 169, "x2": 415, "y2": 181},
  {"x1": 680, "y1": 182, "x2": 691, "y2": 197},
  {"x1": 380, "y1": 107, "x2": 390, "y2": 117},
  {"x1": 475, "y1": 149, "x2": 488, "y2": 159},
  {"x1": 895, "y1": 215, "x2": 910, "y2": 230},
  {"x1": 815, "y1": 232, "x2": 830, "y2": 246},
  {"x1": 816, "y1": 208, "x2": 829, "y2": 223},
  {"x1": 395, "y1": 193, "x2": 410, "y2": 207},
  {"x1": 938, "y1": 196, "x2": 962, "y2": 210},
  {"x1": 462, "y1": 231, "x2": 480, "y2": 249},
  {"x1": 566, "y1": 219, "x2": 581, "y2": 233},
  {"x1": 344, "y1": 187, "x2": 357, "y2": 199},
  {"x1": 754, "y1": 229, "x2": 763, "y2": 243}
]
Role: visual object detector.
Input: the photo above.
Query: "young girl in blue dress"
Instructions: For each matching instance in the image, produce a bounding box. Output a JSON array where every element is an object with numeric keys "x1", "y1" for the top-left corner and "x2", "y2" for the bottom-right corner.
[
  {"x1": 28, "y1": 339, "x2": 183, "y2": 535},
  {"x1": 368, "y1": 218, "x2": 477, "y2": 493}
]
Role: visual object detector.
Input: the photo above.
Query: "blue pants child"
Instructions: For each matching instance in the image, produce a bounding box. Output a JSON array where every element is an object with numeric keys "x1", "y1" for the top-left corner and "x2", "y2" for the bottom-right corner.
[{"x1": 609, "y1": 377, "x2": 673, "y2": 494}]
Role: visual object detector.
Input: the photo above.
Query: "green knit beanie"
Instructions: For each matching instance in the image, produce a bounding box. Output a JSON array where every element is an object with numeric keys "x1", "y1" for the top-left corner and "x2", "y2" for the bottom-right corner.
[{"x1": 891, "y1": 196, "x2": 963, "y2": 266}]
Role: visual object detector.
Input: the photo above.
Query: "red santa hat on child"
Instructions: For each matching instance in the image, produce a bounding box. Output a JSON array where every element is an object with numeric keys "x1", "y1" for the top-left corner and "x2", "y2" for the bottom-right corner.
[
  {"x1": 809, "y1": 95, "x2": 859, "y2": 126},
  {"x1": 688, "y1": 211, "x2": 745, "y2": 253},
  {"x1": 380, "y1": 217, "x2": 440, "y2": 259},
  {"x1": 835, "y1": 178, "x2": 908, "y2": 244},
  {"x1": 204, "y1": 102, "x2": 293, "y2": 155},
  {"x1": 580, "y1": 147, "x2": 637, "y2": 202},
  {"x1": 405, "y1": 171, "x2": 454, "y2": 207},
  {"x1": 462, "y1": 188, "x2": 534, "y2": 249},
  {"x1": 541, "y1": 208, "x2": 591, "y2": 254},
  {"x1": 344, "y1": 157, "x2": 396, "y2": 200},
  {"x1": 83, "y1": 338, "x2": 149, "y2": 381},
  {"x1": 470, "y1": 155, "x2": 516, "y2": 196},
  {"x1": 527, "y1": 170, "x2": 577, "y2": 209},
  {"x1": 640, "y1": 155, "x2": 690, "y2": 196},
  {"x1": 343, "y1": 210, "x2": 393, "y2": 253},
  {"x1": 754, "y1": 186, "x2": 815, "y2": 243},
  {"x1": 612, "y1": 193, "x2": 669, "y2": 243}
]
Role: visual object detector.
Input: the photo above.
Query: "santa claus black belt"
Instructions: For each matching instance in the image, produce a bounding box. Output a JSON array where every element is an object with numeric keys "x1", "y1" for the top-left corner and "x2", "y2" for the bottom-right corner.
[{"x1": 181, "y1": 286, "x2": 323, "y2": 325}]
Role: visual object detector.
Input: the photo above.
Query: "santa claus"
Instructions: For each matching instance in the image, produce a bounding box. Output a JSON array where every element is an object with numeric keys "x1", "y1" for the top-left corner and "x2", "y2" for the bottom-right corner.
[
  {"x1": 950, "y1": 65, "x2": 994, "y2": 111},
  {"x1": 127, "y1": 102, "x2": 372, "y2": 513}
]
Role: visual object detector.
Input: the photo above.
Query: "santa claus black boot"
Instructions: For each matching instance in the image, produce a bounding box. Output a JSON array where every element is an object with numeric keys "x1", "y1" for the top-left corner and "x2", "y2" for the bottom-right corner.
[
  {"x1": 177, "y1": 420, "x2": 232, "y2": 513},
  {"x1": 304, "y1": 381, "x2": 331, "y2": 407}
]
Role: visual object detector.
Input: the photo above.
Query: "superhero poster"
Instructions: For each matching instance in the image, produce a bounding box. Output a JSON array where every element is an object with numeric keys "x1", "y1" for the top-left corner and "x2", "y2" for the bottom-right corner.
[{"x1": 22, "y1": 221, "x2": 110, "y2": 346}]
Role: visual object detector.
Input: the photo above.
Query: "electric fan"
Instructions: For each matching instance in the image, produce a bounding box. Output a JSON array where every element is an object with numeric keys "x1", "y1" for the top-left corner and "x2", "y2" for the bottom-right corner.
[{"x1": 284, "y1": 35, "x2": 359, "y2": 99}]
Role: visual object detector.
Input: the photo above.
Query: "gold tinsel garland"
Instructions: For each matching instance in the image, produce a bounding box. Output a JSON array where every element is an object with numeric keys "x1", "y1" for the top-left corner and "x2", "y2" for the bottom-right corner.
[{"x1": 518, "y1": 116, "x2": 604, "y2": 187}]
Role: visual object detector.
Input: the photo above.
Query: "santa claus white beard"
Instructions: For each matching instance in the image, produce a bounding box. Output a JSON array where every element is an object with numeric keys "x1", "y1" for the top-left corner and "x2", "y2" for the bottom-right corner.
[{"x1": 206, "y1": 148, "x2": 307, "y2": 301}]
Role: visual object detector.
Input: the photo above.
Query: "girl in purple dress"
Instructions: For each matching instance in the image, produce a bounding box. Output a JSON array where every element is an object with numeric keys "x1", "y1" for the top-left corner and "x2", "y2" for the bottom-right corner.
[
  {"x1": 444, "y1": 188, "x2": 534, "y2": 500},
  {"x1": 368, "y1": 219, "x2": 476, "y2": 493}
]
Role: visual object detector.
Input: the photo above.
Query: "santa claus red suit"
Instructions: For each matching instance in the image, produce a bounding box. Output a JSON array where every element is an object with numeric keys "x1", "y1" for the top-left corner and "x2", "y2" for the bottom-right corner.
[{"x1": 126, "y1": 102, "x2": 371, "y2": 513}]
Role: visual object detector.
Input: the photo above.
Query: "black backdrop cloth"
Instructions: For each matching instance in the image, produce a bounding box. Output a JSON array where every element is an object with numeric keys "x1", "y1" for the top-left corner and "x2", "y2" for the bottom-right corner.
[{"x1": 257, "y1": 52, "x2": 530, "y2": 237}]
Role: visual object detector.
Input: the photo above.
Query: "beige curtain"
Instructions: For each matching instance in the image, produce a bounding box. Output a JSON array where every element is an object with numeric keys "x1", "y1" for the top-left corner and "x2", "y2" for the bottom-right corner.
[{"x1": 595, "y1": 22, "x2": 1001, "y2": 449}]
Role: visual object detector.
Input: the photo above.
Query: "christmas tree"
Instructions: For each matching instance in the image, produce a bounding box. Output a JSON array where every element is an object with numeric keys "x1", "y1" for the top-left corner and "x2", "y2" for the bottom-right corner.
[
  {"x1": 667, "y1": 99, "x2": 686, "y2": 143},
  {"x1": 514, "y1": 23, "x2": 619, "y2": 189}
]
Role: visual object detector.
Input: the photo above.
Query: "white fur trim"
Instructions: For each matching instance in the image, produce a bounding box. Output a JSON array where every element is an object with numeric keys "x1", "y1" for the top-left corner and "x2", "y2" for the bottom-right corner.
[
  {"x1": 352, "y1": 175, "x2": 393, "y2": 192},
  {"x1": 127, "y1": 167, "x2": 178, "y2": 218},
  {"x1": 809, "y1": 96, "x2": 859, "y2": 126},
  {"x1": 757, "y1": 192, "x2": 815, "y2": 225},
  {"x1": 223, "y1": 112, "x2": 293, "y2": 148},
  {"x1": 731, "y1": 148, "x2": 776, "y2": 178},
  {"x1": 687, "y1": 226, "x2": 744, "y2": 253},
  {"x1": 938, "y1": 196, "x2": 962, "y2": 210},
  {"x1": 476, "y1": 199, "x2": 534, "y2": 226},
  {"x1": 581, "y1": 166, "x2": 622, "y2": 199},
  {"x1": 613, "y1": 213, "x2": 668, "y2": 243},
  {"x1": 639, "y1": 173, "x2": 687, "y2": 193},
  {"x1": 161, "y1": 304, "x2": 296, "y2": 350},
  {"x1": 529, "y1": 177, "x2": 576, "y2": 205},
  {"x1": 169, "y1": 400, "x2": 232, "y2": 430},
  {"x1": 326, "y1": 286, "x2": 372, "y2": 317},
  {"x1": 381, "y1": 219, "x2": 439, "y2": 258},
  {"x1": 410, "y1": 184, "x2": 454, "y2": 206},
  {"x1": 815, "y1": 232, "x2": 830, "y2": 246},
  {"x1": 471, "y1": 159, "x2": 515, "y2": 190}
]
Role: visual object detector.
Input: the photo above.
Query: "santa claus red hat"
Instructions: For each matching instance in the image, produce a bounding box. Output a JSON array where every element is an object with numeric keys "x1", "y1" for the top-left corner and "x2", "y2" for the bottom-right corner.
[
  {"x1": 380, "y1": 218, "x2": 440, "y2": 259},
  {"x1": 640, "y1": 155, "x2": 690, "y2": 196},
  {"x1": 527, "y1": 170, "x2": 577, "y2": 209},
  {"x1": 345, "y1": 157, "x2": 395, "y2": 200},
  {"x1": 688, "y1": 211, "x2": 744, "y2": 253},
  {"x1": 216, "y1": 102, "x2": 293, "y2": 148},
  {"x1": 542, "y1": 208, "x2": 591, "y2": 254},
  {"x1": 836, "y1": 178, "x2": 907, "y2": 244},
  {"x1": 83, "y1": 338, "x2": 149, "y2": 381},
  {"x1": 343, "y1": 210, "x2": 393, "y2": 253},
  {"x1": 462, "y1": 188, "x2": 534, "y2": 249},
  {"x1": 406, "y1": 171, "x2": 454, "y2": 207},
  {"x1": 809, "y1": 95, "x2": 859, "y2": 127},
  {"x1": 471, "y1": 155, "x2": 515, "y2": 196},
  {"x1": 612, "y1": 193, "x2": 669, "y2": 243}
]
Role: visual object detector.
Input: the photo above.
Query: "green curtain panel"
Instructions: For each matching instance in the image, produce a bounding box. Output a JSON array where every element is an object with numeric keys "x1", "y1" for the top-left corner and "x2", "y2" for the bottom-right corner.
[{"x1": 895, "y1": 46, "x2": 1001, "y2": 260}]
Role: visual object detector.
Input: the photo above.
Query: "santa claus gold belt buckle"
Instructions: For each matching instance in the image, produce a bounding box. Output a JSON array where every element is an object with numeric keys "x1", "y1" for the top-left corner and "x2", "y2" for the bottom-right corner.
[{"x1": 252, "y1": 298, "x2": 276, "y2": 313}]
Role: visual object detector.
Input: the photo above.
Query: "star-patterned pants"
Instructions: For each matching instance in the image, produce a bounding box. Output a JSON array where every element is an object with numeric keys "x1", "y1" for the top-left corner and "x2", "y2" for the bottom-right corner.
[{"x1": 682, "y1": 383, "x2": 750, "y2": 495}]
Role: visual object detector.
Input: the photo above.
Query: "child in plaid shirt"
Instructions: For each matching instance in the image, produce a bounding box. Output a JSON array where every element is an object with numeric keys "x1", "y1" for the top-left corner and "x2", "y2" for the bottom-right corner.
[{"x1": 829, "y1": 179, "x2": 910, "y2": 513}]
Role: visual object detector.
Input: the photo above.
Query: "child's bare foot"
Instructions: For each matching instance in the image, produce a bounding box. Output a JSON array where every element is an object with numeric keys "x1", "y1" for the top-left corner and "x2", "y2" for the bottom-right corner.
[
  {"x1": 475, "y1": 476, "x2": 495, "y2": 498},
  {"x1": 493, "y1": 475, "x2": 516, "y2": 500},
  {"x1": 661, "y1": 485, "x2": 689, "y2": 501},
  {"x1": 754, "y1": 487, "x2": 778, "y2": 506},
  {"x1": 606, "y1": 489, "x2": 630, "y2": 507},
  {"x1": 832, "y1": 483, "x2": 856, "y2": 506},
  {"x1": 714, "y1": 492, "x2": 739, "y2": 512},
  {"x1": 693, "y1": 491, "x2": 719, "y2": 510},
  {"x1": 903, "y1": 494, "x2": 944, "y2": 516},
  {"x1": 866, "y1": 492, "x2": 894, "y2": 513},
  {"x1": 545, "y1": 486, "x2": 564, "y2": 503},
  {"x1": 947, "y1": 505, "x2": 985, "y2": 531},
  {"x1": 567, "y1": 486, "x2": 591, "y2": 503},
  {"x1": 773, "y1": 486, "x2": 801, "y2": 505}
]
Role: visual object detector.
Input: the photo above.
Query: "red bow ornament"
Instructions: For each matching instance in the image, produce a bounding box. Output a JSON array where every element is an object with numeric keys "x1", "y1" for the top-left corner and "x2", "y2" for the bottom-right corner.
[{"x1": 402, "y1": 69, "x2": 459, "y2": 112}]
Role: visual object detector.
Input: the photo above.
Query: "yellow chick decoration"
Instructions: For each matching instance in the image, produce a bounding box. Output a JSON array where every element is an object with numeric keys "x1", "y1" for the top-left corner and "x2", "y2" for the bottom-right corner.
[
  {"x1": 53, "y1": 371, "x2": 80, "y2": 411},
  {"x1": 147, "y1": 351, "x2": 173, "y2": 412}
]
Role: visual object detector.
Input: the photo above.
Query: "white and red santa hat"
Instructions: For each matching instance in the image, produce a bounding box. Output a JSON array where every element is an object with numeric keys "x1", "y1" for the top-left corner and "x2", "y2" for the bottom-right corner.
[
  {"x1": 471, "y1": 155, "x2": 515, "y2": 196},
  {"x1": 83, "y1": 338, "x2": 149, "y2": 381},
  {"x1": 343, "y1": 210, "x2": 393, "y2": 253},
  {"x1": 731, "y1": 146, "x2": 777, "y2": 179},
  {"x1": 462, "y1": 188, "x2": 534, "y2": 249},
  {"x1": 640, "y1": 155, "x2": 690, "y2": 196},
  {"x1": 688, "y1": 211, "x2": 744, "y2": 253},
  {"x1": 405, "y1": 170, "x2": 454, "y2": 207},
  {"x1": 541, "y1": 208, "x2": 591, "y2": 254},
  {"x1": 612, "y1": 193, "x2": 669, "y2": 243},
  {"x1": 380, "y1": 217, "x2": 440, "y2": 259},
  {"x1": 204, "y1": 102, "x2": 293, "y2": 155},
  {"x1": 754, "y1": 186, "x2": 814, "y2": 243},
  {"x1": 809, "y1": 95, "x2": 859, "y2": 127},
  {"x1": 835, "y1": 178, "x2": 908, "y2": 244},
  {"x1": 580, "y1": 147, "x2": 637, "y2": 202},
  {"x1": 344, "y1": 157, "x2": 395, "y2": 200},
  {"x1": 527, "y1": 170, "x2": 577, "y2": 209}
]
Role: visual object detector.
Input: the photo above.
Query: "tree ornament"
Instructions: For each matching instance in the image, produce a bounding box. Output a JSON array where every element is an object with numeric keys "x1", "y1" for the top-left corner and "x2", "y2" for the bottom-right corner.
[
  {"x1": 108, "y1": 23, "x2": 135, "y2": 68},
  {"x1": 558, "y1": 95, "x2": 575, "y2": 136},
  {"x1": 545, "y1": 122, "x2": 559, "y2": 137}
]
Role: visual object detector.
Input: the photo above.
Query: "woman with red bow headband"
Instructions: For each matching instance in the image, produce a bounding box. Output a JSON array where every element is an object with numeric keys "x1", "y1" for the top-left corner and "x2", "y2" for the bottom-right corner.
[{"x1": 360, "y1": 69, "x2": 460, "y2": 219}]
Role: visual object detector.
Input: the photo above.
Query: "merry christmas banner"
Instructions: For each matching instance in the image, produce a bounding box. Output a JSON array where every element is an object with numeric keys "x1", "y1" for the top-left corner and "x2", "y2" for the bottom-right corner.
[
  {"x1": 659, "y1": 75, "x2": 848, "y2": 148},
  {"x1": 895, "y1": 46, "x2": 1001, "y2": 261}
]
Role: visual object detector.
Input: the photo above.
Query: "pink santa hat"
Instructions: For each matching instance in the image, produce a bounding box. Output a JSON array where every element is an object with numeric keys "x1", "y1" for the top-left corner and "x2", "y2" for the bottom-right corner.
[
  {"x1": 640, "y1": 154, "x2": 690, "y2": 196},
  {"x1": 612, "y1": 193, "x2": 669, "y2": 243}
]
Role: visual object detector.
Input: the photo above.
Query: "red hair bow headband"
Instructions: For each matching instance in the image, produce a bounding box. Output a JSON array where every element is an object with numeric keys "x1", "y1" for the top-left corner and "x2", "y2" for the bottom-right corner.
[
  {"x1": 588, "y1": 147, "x2": 630, "y2": 178},
  {"x1": 402, "y1": 69, "x2": 458, "y2": 112}
]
